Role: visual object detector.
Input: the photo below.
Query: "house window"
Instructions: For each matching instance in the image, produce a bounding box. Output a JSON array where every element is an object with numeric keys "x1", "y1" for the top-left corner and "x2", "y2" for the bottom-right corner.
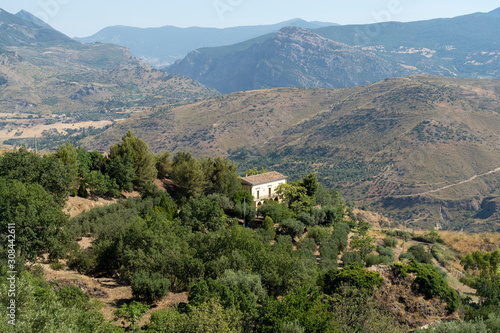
[
  {"x1": 268, "y1": 187, "x2": 272, "y2": 197},
  {"x1": 257, "y1": 190, "x2": 260, "y2": 199}
]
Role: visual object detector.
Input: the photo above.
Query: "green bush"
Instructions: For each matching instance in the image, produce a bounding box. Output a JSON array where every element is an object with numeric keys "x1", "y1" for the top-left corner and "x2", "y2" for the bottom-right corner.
[
  {"x1": 131, "y1": 271, "x2": 170, "y2": 304},
  {"x1": 49, "y1": 262, "x2": 65, "y2": 271},
  {"x1": 408, "y1": 244, "x2": 433, "y2": 264},
  {"x1": 67, "y1": 249, "x2": 95, "y2": 274},
  {"x1": 399, "y1": 252, "x2": 415, "y2": 261},
  {"x1": 261, "y1": 216, "x2": 276, "y2": 239},
  {"x1": 377, "y1": 245, "x2": 395, "y2": 262},
  {"x1": 342, "y1": 251, "x2": 363, "y2": 266},
  {"x1": 307, "y1": 226, "x2": 330, "y2": 244},
  {"x1": 365, "y1": 254, "x2": 392, "y2": 267},
  {"x1": 417, "y1": 318, "x2": 488, "y2": 332},
  {"x1": 392, "y1": 260, "x2": 459, "y2": 312},
  {"x1": 279, "y1": 219, "x2": 305, "y2": 239},
  {"x1": 383, "y1": 236, "x2": 398, "y2": 248},
  {"x1": 323, "y1": 262, "x2": 383, "y2": 295}
]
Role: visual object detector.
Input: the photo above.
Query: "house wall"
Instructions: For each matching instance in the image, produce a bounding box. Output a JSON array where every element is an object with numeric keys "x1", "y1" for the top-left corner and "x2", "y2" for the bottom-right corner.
[{"x1": 244, "y1": 179, "x2": 287, "y2": 207}]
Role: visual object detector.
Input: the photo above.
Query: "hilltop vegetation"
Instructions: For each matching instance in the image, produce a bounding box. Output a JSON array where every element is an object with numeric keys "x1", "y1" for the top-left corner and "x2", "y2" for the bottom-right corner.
[
  {"x1": 82, "y1": 76, "x2": 500, "y2": 231},
  {"x1": 1, "y1": 134, "x2": 500, "y2": 332}
]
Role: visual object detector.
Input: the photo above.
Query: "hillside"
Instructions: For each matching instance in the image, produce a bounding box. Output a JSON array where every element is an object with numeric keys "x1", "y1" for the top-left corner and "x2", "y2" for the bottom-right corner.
[
  {"x1": 167, "y1": 26, "x2": 415, "y2": 93},
  {"x1": 75, "y1": 19, "x2": 338, "y2": 67},
  {"x1": 0, "y1": 8, "x2": 218, "y2": 149},
  {"x1": 81, "y1": 75, "x2": 500, "y2": 231},
  {"x1": 167, "y1": 9, "x2": 500, "y2": 93}
]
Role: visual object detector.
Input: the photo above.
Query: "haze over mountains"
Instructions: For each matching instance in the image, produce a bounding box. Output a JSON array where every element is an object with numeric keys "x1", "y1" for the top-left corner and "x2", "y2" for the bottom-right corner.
[
  {"x1": 0, "y1": 8, "x2": 217, "y2": 115},
  {"x1": 167, "y1": 8, "x2": 500, "y2": 93},
  {"x1": 76, "y1": 19, "x2": 338, "y2": 67}
]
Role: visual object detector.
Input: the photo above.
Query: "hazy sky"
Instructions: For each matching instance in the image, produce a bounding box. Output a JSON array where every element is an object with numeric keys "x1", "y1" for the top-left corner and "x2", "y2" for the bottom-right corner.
[{"x1": 1, "y1": 0, "x2": 499, "y2": 38}]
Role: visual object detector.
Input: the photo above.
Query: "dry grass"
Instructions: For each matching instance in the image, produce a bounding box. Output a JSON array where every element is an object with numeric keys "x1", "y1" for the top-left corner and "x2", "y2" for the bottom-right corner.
[{"x1": 438, "y1": 231, "x2": 500, "y2": 256}]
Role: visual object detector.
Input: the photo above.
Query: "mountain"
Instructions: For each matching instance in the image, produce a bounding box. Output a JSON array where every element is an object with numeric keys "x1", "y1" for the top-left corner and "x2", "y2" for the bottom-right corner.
[
  {"x1": 167, "y1": 9, "x2": 500, "y2": 93},
  {"x1": 15, "y1": 9, "x2": 53, "y2": 29},
  {"x1": 0, "y1": 8, "x2": 75, "y2": 47},
  {"x1": 75, "y1": 19, "x2": 338, "y2": 67},
  {"x1": 0, "y1": 8, "x2": 218, "y2": 116},
  {"x1": 167, "y1": 27, "x2": 415, "y2": 93},
  {"x1": 81, "y1": 75, "x2": 500, "y2": 232}
]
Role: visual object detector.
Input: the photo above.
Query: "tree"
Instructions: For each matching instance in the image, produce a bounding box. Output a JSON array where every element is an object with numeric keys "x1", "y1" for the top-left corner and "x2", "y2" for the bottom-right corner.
[
  {"x1": 245, "y1": 167, "x2": 268, "y2": 176},
  {"x1": 275, "y1": 183, "x2": 312, "y2": 213},
  {"x1": 170, "y1": 152, "x2": 205, "y2": 198},
  {"x1": 114, "y1": 301, "x2": 149, "y2": 331},
  {"x1": 201, "y1": 157, "x2": 241, "y2": 196},
  {"x1": 106, "y1": 155, "x2": 135, "y2": 192},
  {"x1": 85, "y1": 170, "x2": 120, "y2": 198},
  {"x1": 131, "y1": 271, "x2": 170, "y2": 304},
  {"x1": 55, "y1": 141, "x2": 79, "y2": 186},
  {"x1": 109, "y1": 130, "x2": 157, "y2": 187},
  {"x1": 0, "y1": 178, "x2": 70, "y2": 261},
  {"x1": 300, "y1": 173, "x2": 318, "y2": 197},
  {"x1": 349, "y1": 234, "x2": 376, "y2": 260},
  {"x1": 179, "y1": 196, "x2": 225, "y2": 232},
  {"x1": 156, "y1": 150, "x2": 172, "y2": 179}
]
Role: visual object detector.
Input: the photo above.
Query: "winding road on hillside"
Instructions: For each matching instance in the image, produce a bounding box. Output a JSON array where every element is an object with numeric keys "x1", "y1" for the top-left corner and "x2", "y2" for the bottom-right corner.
[{"x1": 403, "y1": 166, "x2": 500, "y2": 197}]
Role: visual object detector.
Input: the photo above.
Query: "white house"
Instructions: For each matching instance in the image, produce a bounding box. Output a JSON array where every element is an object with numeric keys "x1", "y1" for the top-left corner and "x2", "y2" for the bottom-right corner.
[{"x1": 241, "y1": 171, "x2": 287, "y2": 208}]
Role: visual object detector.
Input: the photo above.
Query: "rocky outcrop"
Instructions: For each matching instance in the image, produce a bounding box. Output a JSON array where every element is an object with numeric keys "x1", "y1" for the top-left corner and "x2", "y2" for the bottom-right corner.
[{"x1": 368, "y1": 265, "x2": 459, "y2": 330}]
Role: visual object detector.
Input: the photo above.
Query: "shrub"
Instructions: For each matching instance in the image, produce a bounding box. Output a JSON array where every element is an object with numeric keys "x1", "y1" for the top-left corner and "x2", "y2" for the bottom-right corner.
[
  {"x1": 320, "y1": 241, "x2": 338, "y2": 271},
  {"x1": 377, "y1": 245, "x2": 395, "y2": 262},
  {"x1": 323, "y1": 262, "x2": 383, "y2": 295},
  {"x1": 383, "y1": 236, "x2": 398, "y2": 248},
  {"x1": 408, "y1": 244, "x2": 433, "y2": 264},
  {"x1": 307, "y1": 226, "x2": 330, "y2": 244},
  {"x1": 279, "y1": 219, "x2": 305, "y2": 240},
  {"x1": 392, "y1": 260, "x2": 459, "y2": 312},
  {"x1": 257, "y1": 201, "x2": 292, "y2": 223},
  {"x1": 365, "y1": 254, "x2": 392, "y2": 267},
  {"x1": 261, "y1": 216, "x2": 276, "y2": 239},
  {"x1": 67, "y1": 249, "x2": 95, "y2": 274},
  {"x1": 417, "y1": 317, "x2": 488, "y2": 332},
  {"x1": 49, "y1": 262, "x2": 65, "y2": 271},
  {"x1": 342, "y1": 251, "x2": 362, "y2": 266},
  {"x1": 131, "y1": 271, "x2": 170, "y2": 304},
  {"x1": 399, "y1": 252, "x2": 415, "y2": 261}
]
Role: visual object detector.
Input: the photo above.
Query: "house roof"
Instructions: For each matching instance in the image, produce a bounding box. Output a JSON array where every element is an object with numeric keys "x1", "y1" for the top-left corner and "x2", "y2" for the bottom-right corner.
[{"x1": 241, "y1": 171, "x2": 287, "y2": 186}]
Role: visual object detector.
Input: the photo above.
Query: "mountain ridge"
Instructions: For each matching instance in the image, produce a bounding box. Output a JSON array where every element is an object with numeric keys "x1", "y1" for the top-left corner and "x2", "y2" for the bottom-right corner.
[{"x1": 75, "y1": 18, "x2": 338, "y2": 66}]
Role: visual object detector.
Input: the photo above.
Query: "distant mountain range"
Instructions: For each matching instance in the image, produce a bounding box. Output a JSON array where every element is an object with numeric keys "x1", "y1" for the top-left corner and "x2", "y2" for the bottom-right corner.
[
  {"x1": 81, "y1": 75, "x2": 500, "y2": 232},
  {"x1": 167, "y1": 8, "x2": 500, "y2": 93},
  {"x1": 75, "y1": 19, "x2": 338, "y2": 67},
  {"x1": 0, "y1": 8, "x2": 218, "y2": 115},
  {"x1": 167, "y1": 26, "x2": 415, "y2": 94}
]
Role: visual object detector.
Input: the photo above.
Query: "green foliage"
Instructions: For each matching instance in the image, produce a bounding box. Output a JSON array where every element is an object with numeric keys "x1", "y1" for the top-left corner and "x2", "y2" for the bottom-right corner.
[
  {"x1": 109, "y1": 130, "x2": 158, "y2": 187},
  {"x1": 145, "y1": 298, "x2": 242, "y2": 333},
  {"x1": 0, "y1": 178, "x2": 71, "y2": 261},
  {"x1": 323, "y1": 262, "x2": 383, "y2": 295},
  {"x1": 299, "y1": 172, "x2": 318, "y2": 197},
  {"x1": 399, "y1": 251, "x2": 415, "y2": 260},
  {"x1": 85, "y1": 170, "x2": 121, "y2": 197},
  {"x1": 170, "y1": 151, "x2": 206, "y2": 198},
  {"x1": 257, "y1": 201, "x2": 292, "y2": 223},
  {"x1": 319, "y1": 240, "x2": 338, "y2": 271},
  {"x1": 77, "y1": 181, "x2": 89, "y2": 198},
  {"x1": 114, "y1": 300, "x2": 150, "y2": 330},
  {"x1": 461, "y1": 250, "x2": 500, "y2": 280},
  {"x1": 417, "y1": 318, "x2": 489, "y2": 332},
  {"x1": 342, "y1": 251, "x2": 363, "y2": 266},
  {"x1": 279, "y1": 219, "x2": 305, "y2": 240},
  {"x1": 276, "y1": 183, "x2": 313, "y2": 213},
  {"x1": 392, "y1": 260, "x2": 459, "y2": 312},
  {"x1": 0, "y1": 271, "x2": 123, "y2": 332},
  {"x1": 201, "y1": 156, "x2": 241, "y2": 196},
  {"x1": 377, "y1": 245, "x2": 395, "y2": 262},
  {"x1": 179, "y1": 196, "x2": 226, "y2": 232},
  {"x1": 0, "y1": 148, "x2": 73, "y2": 203},
  {"x1": 307, "y1": 225, "x2": 330, "y2": 244},
  {"x1": 331, "y1": 223, "x2": 349, "y2": 252},
  {"x1": 106, "y1": 155, "x2": 136, "y2": 192},
  {"x1": 131, "y1": 271, "x2": 171, "y2": 304},
  {"x1": 364, "y1": 254, "x2": 392, "y2": 267},
  {"x1": 156, "y1": 150, "x2": 172, "y2": 179},
  {"x1": 261, "y1": 216, "x2": 276, "y2": 239},
  {"x1": 349, "y1": 234, "x2": 376, "y2": 260},
  {"x1": 245, "y1": 166, "x2": 268, "y2": 176},
  {"x1": 408, "y1": 244, "x2": 433, "y2": 264},
  {"x1": 234, "y1": 200, "x2": 256, "y2": 222},
  {"x1": 55, "y1": 141, "x2": 79, "y2": 186},
  {"x1": 49, "y1": 262, "x2": 65, "y2": 271},
  {"x1": 383, "y1": 236, "x2": 398, "y2": 248},
  {"x1": 207, "y1": 193, "x2": 234, "y2": 212}
]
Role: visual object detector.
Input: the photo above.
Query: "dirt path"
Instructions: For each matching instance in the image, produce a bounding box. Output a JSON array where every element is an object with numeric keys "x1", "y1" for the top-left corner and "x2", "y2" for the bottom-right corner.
[{"x1": 400, "y1": 166, "x2": 500, "y2": 197}]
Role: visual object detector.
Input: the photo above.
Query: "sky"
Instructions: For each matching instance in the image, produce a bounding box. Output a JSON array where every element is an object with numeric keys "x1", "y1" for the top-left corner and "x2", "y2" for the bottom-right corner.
[{"x1": 1, "y1": 0, "x2": 499, "y2": 38}]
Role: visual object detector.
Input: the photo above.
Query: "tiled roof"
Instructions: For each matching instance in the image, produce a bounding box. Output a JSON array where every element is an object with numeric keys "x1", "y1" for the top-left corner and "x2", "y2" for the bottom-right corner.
[{"x1": 241, "y1": 171, "x2": 287, "y2": 186}]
